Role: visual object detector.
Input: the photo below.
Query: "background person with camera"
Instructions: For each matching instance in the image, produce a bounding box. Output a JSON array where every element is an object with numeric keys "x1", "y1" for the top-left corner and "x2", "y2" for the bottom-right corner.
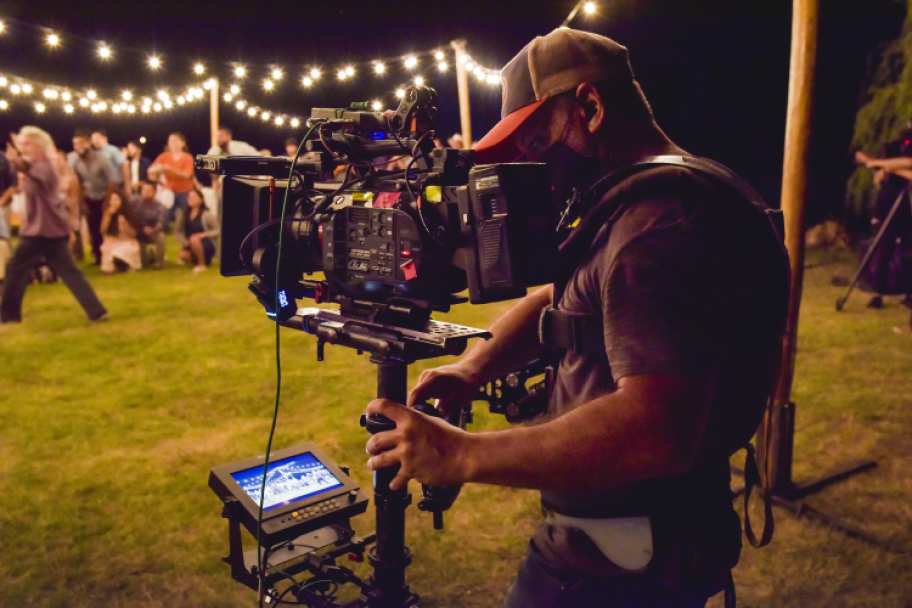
[
  {"x1": 854, "y1": 141, "x2": 912, "y2": 310},
  {"x1": 363, "y1": 28, "x2": 788, "y2": 608}
]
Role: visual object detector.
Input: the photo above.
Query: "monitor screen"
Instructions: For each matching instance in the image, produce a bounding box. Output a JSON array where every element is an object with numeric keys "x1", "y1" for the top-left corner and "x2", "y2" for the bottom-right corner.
[{"x1": 230, "y1": 452, "x2": 344, "y2": 511}]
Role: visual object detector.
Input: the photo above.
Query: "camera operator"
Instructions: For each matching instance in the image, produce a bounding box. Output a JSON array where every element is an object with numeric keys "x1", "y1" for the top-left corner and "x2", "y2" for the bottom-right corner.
[{"x1": 364, "y1": 29, "x2": 787, "y2": 607}]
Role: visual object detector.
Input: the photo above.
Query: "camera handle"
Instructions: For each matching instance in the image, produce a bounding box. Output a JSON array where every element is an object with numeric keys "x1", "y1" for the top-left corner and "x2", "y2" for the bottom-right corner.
[{"x1": 357, "y1": 357, "x2": 420, "y2": 608}]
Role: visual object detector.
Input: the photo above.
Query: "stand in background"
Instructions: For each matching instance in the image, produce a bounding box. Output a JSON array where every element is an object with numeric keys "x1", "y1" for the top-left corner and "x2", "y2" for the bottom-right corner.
[{"x1": 835, "y1": 185, "x2": 912, "y2": 311}]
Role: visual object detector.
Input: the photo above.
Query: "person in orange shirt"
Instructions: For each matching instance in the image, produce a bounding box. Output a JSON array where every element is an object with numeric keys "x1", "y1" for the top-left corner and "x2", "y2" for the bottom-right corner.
[{"x1": 148, "y1": 132, "x2": 195, "y2": 233}]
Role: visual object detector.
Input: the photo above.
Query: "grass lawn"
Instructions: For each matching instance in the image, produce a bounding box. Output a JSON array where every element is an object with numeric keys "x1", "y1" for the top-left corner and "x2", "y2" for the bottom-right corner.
[{"x1": 1, "y1": 244, "x2": 910, "y2": 608}]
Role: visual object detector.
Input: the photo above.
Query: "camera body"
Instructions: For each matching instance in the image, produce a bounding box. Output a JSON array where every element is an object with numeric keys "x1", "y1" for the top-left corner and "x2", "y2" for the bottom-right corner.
[{"x1": 198, "y1": 88, "x2": 559, "y2": 318}]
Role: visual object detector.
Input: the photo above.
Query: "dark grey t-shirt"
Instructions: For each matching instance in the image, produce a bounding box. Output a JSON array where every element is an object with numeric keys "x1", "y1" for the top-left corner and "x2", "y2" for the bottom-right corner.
[
  {"x1": 534, "y1": 167, "x2": 787, "y2": 585},
  {"x1": 68, "y1": 150, "x2": 117, "y2": 200}
]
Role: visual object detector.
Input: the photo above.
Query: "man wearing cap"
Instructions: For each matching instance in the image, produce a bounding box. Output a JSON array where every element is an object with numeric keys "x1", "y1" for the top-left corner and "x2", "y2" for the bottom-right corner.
[{"x1": 364, "y1": 28, "x2": 786, "y2": 607}]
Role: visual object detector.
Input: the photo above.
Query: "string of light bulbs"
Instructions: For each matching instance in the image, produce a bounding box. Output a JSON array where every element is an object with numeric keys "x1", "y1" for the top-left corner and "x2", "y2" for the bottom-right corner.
[
  {"x1": 0, "y1": 2, "x2": 600, "y2": 126},
  {"x1": 0, "y1": 48, "x2": 504, "y2": 129}
]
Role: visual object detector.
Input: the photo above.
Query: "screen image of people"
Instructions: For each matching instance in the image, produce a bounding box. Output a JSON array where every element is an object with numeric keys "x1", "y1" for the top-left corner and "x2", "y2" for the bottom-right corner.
[{"x1": 231, "y1": 453, "x2": 342, "y2": 511}]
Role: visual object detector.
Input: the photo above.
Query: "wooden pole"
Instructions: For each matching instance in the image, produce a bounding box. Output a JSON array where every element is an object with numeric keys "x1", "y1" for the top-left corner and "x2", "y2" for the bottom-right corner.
[
  {"x1": 209, "y1": 77, "x2": 219, "y2": 151},
  {"x1": 450, "y1": 39, "x2": 473, "y2": 148},
  {"x1": 767, "y1": 0, "x2": 819, "y2": 491}
]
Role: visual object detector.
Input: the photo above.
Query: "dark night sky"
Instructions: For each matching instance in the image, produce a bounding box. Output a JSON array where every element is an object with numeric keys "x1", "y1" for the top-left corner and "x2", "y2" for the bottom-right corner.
[{"x1": 0, "y1": 0, "x2": 906, "y2": 222}]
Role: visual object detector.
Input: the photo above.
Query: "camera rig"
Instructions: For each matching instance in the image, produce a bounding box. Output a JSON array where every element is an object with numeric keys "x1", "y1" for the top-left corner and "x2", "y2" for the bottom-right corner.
[{"x1": 199, "y1": 86, "x2": 557, "y2": 607}]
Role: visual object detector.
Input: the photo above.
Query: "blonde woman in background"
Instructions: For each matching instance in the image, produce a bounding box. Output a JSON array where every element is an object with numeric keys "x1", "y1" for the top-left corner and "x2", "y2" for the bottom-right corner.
[{"x1": 1, "y1": 127, "x2": 107, "y2": 323}]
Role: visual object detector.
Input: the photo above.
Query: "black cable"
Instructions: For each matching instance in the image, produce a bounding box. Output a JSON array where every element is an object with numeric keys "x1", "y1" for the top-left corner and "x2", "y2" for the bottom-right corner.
[
  {"x1": 386, "y1": 114, "x2": 411, "y2": 154},
  {"x1": 255, "y1": 124, "x2": 319, "y2": 608}
]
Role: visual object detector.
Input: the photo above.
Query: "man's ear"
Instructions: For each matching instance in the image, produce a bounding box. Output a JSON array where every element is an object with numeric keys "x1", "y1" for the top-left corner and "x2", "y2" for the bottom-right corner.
[{"x1": 574, "y1": 82, "x2": 605, "y2": 135}]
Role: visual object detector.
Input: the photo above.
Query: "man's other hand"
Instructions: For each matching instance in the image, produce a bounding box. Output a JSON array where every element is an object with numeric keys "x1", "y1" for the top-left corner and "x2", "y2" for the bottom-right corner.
[
  {"x1": 407, "y1": 364, "x2": 480, "y2": 416},
  {"x1": 365, "y1": 399, "x2": 473, "y2": 491}
]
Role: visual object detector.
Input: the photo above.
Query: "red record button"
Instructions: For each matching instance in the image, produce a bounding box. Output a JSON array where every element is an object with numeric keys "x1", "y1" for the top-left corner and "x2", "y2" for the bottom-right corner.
[{"x1": 400, "y1": 249, "x2": 411, "y2": 258}]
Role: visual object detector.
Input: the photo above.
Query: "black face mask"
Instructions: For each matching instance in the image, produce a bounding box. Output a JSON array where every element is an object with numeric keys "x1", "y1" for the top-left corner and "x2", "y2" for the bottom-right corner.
[{"x1": 538, "y1": 139, "x2": 602, "y2": 210}]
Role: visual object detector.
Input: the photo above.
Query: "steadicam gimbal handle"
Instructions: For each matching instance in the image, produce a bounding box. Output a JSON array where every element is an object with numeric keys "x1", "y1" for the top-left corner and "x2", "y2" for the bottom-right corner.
[{"x1": 411, "y1": 401, "x2": 464, "y2": 530}]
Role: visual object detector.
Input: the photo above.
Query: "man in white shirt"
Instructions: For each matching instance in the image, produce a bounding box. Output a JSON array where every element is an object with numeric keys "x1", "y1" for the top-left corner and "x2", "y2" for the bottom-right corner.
[
  {"x1": 206, "y1": 125, "x2": 261, "y2": 196},
  {"x1": 206, "y1": 125, "x2": 260, "y2": 157}
]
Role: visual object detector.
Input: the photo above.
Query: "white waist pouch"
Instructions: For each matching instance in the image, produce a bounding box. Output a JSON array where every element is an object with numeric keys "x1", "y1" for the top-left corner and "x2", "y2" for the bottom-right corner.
[{"x1": 546, "y1": 511, "x2": 654, "y2": 572}]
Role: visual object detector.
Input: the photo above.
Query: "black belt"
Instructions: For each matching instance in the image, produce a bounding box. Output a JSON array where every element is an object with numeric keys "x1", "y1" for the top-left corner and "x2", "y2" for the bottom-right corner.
[{"x1": 539, "y1": 306, "x2": 608, "y2": 358}]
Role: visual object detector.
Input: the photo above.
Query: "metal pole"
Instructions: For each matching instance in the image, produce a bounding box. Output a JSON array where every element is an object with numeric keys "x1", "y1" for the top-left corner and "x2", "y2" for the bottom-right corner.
[
  {"x1": 561, "y1": 1, "x2": 584, "y2": 27},
  {"x1": 450, "y1": 39, "x2": 473, "y2": 148},
  {"x1": 768, "y1": 0, "x2": 819, "y2": 491},
  {"x1": 367, "y1": 357, "x2": 412, "y2": 606},
  {"x1": 209, "y1": 77, "x2": 219, "y2": 151}
]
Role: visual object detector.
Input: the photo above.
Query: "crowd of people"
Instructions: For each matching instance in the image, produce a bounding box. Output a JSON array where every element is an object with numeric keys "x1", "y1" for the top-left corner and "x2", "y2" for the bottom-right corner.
[{"x1": 0, "y1": 125, "x2": 258, "y2": 323}]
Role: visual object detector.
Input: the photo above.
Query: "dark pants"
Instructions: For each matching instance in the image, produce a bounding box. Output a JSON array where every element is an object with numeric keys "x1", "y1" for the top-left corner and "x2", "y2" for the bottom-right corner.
[
  {"x1": 870, "y1": 186, "x2": 912, "y2": 295},
  {"x1": 165, "y1": 191, "x2": 190, "y2": 234},
  {"x1": 501, "y1": 542, "x2": 710, "y2": 608},
  {"x1": 85, "y1": 197, "x2": 106, "y2": 264},
  {"x1": 139, "y1": 232, "x2": 166, "y2": 268},
  {"x1": 1, "y1": 236, "x2": 107, "y2": 322}
]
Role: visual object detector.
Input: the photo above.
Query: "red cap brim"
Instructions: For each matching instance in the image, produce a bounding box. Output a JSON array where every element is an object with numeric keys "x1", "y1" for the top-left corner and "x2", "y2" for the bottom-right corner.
[{"x1": 474, "y1": 99, "x2": 548, "y2": 164}]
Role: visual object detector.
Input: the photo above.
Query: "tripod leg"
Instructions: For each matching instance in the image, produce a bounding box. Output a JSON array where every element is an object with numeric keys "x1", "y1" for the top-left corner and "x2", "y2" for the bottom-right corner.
[{"x1": 837, "y1": 188, "x2": 907, "y2": 310}]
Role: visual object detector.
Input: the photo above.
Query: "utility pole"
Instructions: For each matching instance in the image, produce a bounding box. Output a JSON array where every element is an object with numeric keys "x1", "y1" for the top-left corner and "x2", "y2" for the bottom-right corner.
[
  {"x1": 766, "y1": 0, "x2": 819, "y2": 491},
  {"x1": 450, "y1": 39, "x2": 473, "y2": 148},
  {"x1": 209, "y1": 77, "x2": 219, "y2": 151}
]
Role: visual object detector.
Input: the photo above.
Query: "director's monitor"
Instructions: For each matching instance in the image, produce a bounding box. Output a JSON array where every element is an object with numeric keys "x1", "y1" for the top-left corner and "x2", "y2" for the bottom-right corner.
[{"x1": 209, "y1": 442, "x2": 369, "y2": 547}]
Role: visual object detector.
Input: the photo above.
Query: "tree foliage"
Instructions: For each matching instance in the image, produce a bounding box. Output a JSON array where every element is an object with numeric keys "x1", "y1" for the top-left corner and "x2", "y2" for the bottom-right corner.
[{"x1": 847, "y1": 0, "x2": 912, "y2": 219}]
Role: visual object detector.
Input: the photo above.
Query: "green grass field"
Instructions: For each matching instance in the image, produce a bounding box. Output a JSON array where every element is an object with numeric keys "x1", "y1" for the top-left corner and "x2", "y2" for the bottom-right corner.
[{"x1": 1, "y1": 245, "x2": 910, "y2": 608}]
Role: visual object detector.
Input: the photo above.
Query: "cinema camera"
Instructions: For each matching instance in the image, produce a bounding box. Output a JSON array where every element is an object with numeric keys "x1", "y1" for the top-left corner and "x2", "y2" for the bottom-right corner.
[{"x1": 200, "y1": 86, "x2": 558, "y2": 607}]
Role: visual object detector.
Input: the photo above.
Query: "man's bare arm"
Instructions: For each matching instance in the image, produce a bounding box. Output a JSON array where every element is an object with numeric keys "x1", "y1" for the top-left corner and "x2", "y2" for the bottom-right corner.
[
  {"x1": 865, "y1": 156, "x2": 912, "y2": 171},
  {"x1": 120, "y1": 162, "x2": 132, "y2": 193},
  {"x1": 407, "y1": 285, "x2": 552, "y2": 409},
  {"x1": 462, "y1": 284, "x2": 553, "y2": 383},
  {"x1": 368, "y1": 372, "x2": 717, "y2": 492},
  {"x1": 161, "y1": 164, "x2": 193, "y2": 180},
  {"x1": 0, "y1": 185, "x2": 15, "y2": 208}
]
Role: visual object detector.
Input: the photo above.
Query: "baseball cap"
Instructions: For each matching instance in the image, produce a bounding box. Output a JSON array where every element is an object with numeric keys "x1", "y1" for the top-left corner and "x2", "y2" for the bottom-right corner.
[{"x1": 474, "y1": 28, "x2": 635, "y2": 165}]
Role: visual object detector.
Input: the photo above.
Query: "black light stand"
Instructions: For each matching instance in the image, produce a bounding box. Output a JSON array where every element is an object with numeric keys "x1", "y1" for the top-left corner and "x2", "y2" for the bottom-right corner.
[
  {"x1": 835, "y1": 184, "x2": 912, "y2": 311},
  {"x1": 733, "y1": 400, "x2": 896, "y2": 552}
]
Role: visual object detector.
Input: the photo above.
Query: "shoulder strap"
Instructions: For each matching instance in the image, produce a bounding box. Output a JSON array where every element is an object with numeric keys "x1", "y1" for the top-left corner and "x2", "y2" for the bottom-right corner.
[
  {"x1": 553, "y1": 155, "x2": 786, "y2": 305},
  {"x1": 544, "y1": 156, "x2": 783, "y2": 554}
]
